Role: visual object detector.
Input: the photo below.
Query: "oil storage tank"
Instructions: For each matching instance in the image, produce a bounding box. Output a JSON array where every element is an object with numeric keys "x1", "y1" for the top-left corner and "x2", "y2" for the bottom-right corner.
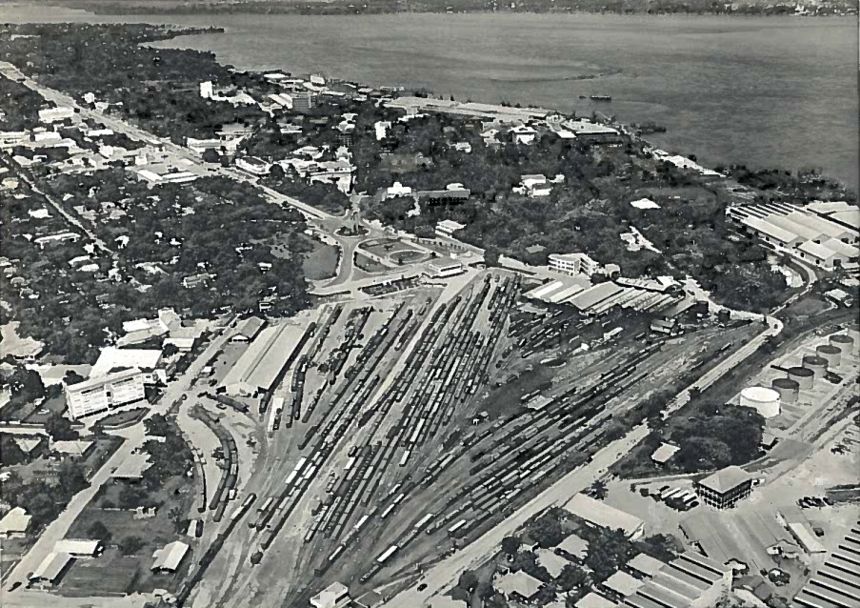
[
  {"x1": 788, "y1": 366, "x2": 814, "y2": 390},
  {"x1": 740, "y1": 386, "x2": 781, "y2": 418},
  {"x1": 829, "y1": 333, "x2": 855, "y2": 353},
  {"x1": 802, "y1": 354, "x2": 828, "y2": 379},
  {"x1": 816, "y1": 344, "x2": 841, "y2": 368},
  {"x1": 771, "y1": 377, "x2": 799, "y2": 403}
]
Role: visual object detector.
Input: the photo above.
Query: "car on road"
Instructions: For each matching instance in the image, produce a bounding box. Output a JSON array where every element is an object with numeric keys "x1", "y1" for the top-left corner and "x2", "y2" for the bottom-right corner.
[{"x1": 417, "y1": 583, "x2": 427, "y2": 591}]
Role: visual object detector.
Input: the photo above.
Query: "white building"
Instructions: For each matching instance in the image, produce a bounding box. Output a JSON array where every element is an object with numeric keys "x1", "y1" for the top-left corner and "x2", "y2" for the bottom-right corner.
[
  {"x1": 435, "y1": 219, "x2": 466, "y2": 238},
  {"x1": 510, "y1": 124, "x2": 538, "y2": 145},
  {"x1": 199, "y1": 81, "x2": 213, "y2": 99},
  {"x1": 0, "y1": 507, "x2": 32, "y2": 538},
  {"x1": 548, "y1": 252, "x2": 600, "y2": 277},
  {"x1": 65, "y1": 368, "x2": 146, "y2": 420},
  {"x1": 563, "y1": 493, "x2": 645, "y2": 539},
  {"x1": 425, "y1": 258, "x2": 465, "y2": 279},
  {"x1": 151, "y1": 540, "x2": 189, "y2": 573},
  {"x1": 310, "y1": 581, "x2": 350, "y2": 608},
  {"x1": 38, "y1": 106, "x2": 75, "y2": 123},
  {"x1": 236, "y1": 156, "x2": 271, "y2": 176}
]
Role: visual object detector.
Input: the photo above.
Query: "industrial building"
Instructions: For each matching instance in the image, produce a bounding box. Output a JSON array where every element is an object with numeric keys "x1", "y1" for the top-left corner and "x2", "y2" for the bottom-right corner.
[
  {"x1": 694, "y1": 466, "x2": 753, "y2": 509},
  {"x1": 563, "y1": 493, "x2": 645, "y2": 539},
  {"x1": 728, "y1": 202, "x2": 860, "y2": 270},
  {"x1": 29, "y1": 551, "x2": 73, "y2": 587},
  {"x1": 219, "y1": 322, "x2": 304, "y2": 397},
  {"x1": 64, "y1": 368, "x2": 146, "y2": 420},
  {"x1": 524, "y1": 276, "x2": 682, "y2": 317},
  {"x1": 793, "y1": 522, "x2": 860, "y2": 608},
  {"x1": 309, "y1": 581, "x2": 350, "y2": 608},
  {"x1": 577, "y1": 551, "x2": 731, "y2": 608}
]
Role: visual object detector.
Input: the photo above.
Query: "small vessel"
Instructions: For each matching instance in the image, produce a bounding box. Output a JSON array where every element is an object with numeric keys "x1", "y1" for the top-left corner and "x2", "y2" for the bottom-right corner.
[{"x1": 590, "y1": 95, "x2": 612, "y2": 102}]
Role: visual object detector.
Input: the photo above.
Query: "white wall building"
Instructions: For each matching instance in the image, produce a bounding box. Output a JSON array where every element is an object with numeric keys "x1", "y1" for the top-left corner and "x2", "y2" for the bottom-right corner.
[
  {"x1": 65, "y1": 368, "x2": 146, "y2": 420},
  {"x1": 548, "y1": 252, "x2": 600, "y2": 277}
]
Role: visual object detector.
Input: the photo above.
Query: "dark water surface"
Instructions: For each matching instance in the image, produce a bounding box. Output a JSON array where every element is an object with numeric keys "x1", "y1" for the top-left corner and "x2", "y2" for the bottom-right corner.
[{"x1": 3, "y1": 6, "x2": 858, "y2": 191}]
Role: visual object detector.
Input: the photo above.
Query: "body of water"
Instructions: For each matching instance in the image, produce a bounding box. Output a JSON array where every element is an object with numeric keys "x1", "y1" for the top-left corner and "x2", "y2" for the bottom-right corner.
[{"x1": 3, "y1": 6, "x2": 858, "y2": 191}]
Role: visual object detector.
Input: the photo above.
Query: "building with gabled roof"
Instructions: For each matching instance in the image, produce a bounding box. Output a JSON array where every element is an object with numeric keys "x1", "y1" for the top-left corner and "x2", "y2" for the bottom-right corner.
[
  {"x1": 219, "y1": 322, "x2": 304, "y2": 397},
  {"x1": 29, "y1": 551, "x2": 73, "y2": 586},
  {"x1": 0, "y1": 507, "x2": 32, "y2": 538},
  {"x1": 152, "y1": 540, "x2": 189, "y2": 572},
  {"x1": 494, "y1": 570, "x2": 543, "y2": 602}
]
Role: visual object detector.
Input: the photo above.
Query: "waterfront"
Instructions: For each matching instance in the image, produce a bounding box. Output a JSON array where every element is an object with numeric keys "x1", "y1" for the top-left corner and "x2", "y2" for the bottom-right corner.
[{"x1": 2, "y1": 6, "x2": 858, "y2": 191}]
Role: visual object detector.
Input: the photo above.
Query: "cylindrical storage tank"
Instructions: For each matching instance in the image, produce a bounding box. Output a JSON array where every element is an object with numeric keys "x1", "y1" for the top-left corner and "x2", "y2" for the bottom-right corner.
[
  {"x1": 788, "y1": 366, "x2": 814, "y2": 390},
  {"x1": 829, "y1": 334, "x2": 854, "y2": 351},
  {"x1": 771, "y1": 377, "x2": 799, "y2": 404},
  {"x1": 802, "y1": 354, "x2": 828, "y2": 379},
  {"x1": 739, "y1": 386, "x2": 781, "y2": 418},
  {"x1": 816, "y1": 344, "x2": 841, "y2": 368}
]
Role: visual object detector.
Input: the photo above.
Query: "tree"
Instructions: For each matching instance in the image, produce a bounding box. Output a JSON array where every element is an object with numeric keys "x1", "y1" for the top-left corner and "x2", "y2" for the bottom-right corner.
[
  {"x1": 530, "y1": 513, "x2": 564, "y2": 548},
  {"x1": 0, "y1": 434, "x2": 28, "y2": 465},
  {"x1": 588, "y1": 479, "x2": 608, "y2": 500},
  {"x1": 457, "y1": 570, "x2": 478, "y2": 593},
  {"x1": 202, "y1": 148, "x2": 220, "y2": 163},
  {"x1": 64, "y1": 370, "x2": 85, "y2": 385},
  {"x1": 119, "y1": 535, "x2": 145, "y2": 555},
  {"x1": 501, "y1": 535, "x2": 522, "y2": 557},
  {"x1": 44, "y1": 412, "x2": 77, "y2": 440},
  {"x1": 88, "y1": 520, "x2": 112, "y2": 542},
  {"x1": 162, "y1": 343, "x2": 179, "y2": 358},
  {"x1": 144, "y1": 413, "x2": 172, "y2": 437},
  {"x1": 557, "y1": 563, "x2": 590, "y2": 591}
]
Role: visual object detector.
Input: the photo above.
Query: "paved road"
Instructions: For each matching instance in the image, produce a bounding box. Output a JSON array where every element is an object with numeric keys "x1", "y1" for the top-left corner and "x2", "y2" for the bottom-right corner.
[
  {"x1": 382, "y1": 314, "x2": 783, "y2": 607},
  {"x1": 1, "y1": 327, "x2": 235, "y2": 594},
  {"x1": 0, "y1": 61, "x2": 331, "y2": 224}
]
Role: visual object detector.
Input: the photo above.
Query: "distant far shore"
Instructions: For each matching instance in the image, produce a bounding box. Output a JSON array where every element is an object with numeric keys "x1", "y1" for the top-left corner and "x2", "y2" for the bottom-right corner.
[{"x1": 3, "y1": 0, "x2": 856, "y2": 18}]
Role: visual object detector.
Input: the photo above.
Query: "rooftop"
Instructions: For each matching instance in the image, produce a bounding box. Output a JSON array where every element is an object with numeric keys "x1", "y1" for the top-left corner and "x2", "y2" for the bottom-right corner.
[
  {"x1": 563, "y1": 493, "x2": 644, "y2": 537},
  {"x1": 696, "y1": 465, "x2": 751, "y2": 494},
  {"x1": 604, "y1": 570, "x2": 644, "y2": 597},
  {"x1": 494, "y1": 570, "x2": 542, "y2": 599},
  {"x1": 152, "y1": 540, "x2": 189, "y2": 571},
  {"x1": 0, "y1": 506, "x2": 31, "y2": 535},
  {"x1": 30, "y1": 551, "x2": 73, "y2": 582},
  {"x1": 90, "y1": 347, "x2": 162, "y2": 377}
]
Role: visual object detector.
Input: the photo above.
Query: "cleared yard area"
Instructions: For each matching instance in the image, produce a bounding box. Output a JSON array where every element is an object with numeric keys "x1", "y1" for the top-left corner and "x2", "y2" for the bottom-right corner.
[
  {"x1": 302, "y1": 239, "x2": 339, "y2": 281},
  {"x1": 63, "y1": 474, "x2": 197, "y2": 595}
]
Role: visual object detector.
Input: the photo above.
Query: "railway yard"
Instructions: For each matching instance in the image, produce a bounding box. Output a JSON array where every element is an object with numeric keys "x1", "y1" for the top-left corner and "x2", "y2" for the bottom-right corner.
[{"x1": 162, "y1": 269, "x2": 765, "y2": 608}]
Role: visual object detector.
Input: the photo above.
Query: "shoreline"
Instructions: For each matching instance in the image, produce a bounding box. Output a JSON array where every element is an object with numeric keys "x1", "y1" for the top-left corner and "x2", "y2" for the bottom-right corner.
[{"x1": 2, "y1": 2, "x2": 856, "y2": 18}]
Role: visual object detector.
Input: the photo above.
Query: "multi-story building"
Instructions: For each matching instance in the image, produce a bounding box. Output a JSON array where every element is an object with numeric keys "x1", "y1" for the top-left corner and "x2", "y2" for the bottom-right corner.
[
  {"x1": 65, "y1": 368, "x2": 146, "y2": 420},
  {"x1": 548, "y1": 252, "x2": 601, "y2": 277},
  {"x1": 694, "y1": 465, "x2": 753, "y2": 509}
]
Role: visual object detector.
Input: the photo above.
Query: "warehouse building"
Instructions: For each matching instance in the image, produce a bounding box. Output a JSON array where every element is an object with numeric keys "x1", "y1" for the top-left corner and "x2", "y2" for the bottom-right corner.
[
  {"x1": 65, "y1": 367, "x2": 146, "y2": 420},
  {"x1": 728, "y1": 202, "x2": 860, "y2": 270},
  {"x1": 793, "y1": 522, "x2": 860, "y2": 608},
  {"x1": 563, "y1": 493, "x2": 645, "y2": 539},
  {"x1": 29, "y1": 551, "x2": 73, "y2": 587},
  {"x1": 219, "y1": 322, "x2": 304, "y2": 397},
  {"x1": 694, "y1": 466, "x2": 753, "y2": 509}
]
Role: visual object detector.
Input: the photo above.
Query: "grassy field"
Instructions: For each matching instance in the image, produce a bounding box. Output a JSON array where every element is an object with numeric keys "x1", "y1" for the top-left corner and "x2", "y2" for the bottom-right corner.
[
  {"x1": 98, "y1": 407, "x2": 148, "y2": 428},
  {"x1": 354, "y1": 252, "x2": 389, "y2": 273},
  {"x1": 62, "y1": 474, "x2": 197, "y2": 595},
  {"x1": 302, "y1": 239, "x2": 339, "y2": 281}
]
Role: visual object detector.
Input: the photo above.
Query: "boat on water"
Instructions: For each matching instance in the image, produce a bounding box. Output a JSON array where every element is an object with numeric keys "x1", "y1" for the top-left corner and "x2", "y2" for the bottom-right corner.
[{"x1": 590, "y1": 95, "x2": 612, "y2": 102}]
